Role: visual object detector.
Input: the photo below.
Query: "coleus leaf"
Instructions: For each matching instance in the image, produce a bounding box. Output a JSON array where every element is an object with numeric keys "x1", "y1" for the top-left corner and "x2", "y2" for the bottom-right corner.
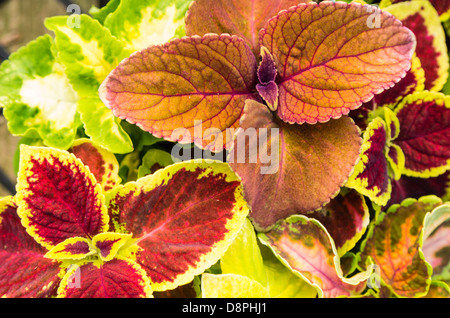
[
  {"x1": 423, "y1": 281, "x2": 450, "y2": 298},
  {"x1": 212, "y1": 217, "x2": 317, "y2": 298},
  {"x1": 259, "y1": 214, "x2": 373, "y2": 298},
  {"x1": 44, "y1": 237, "x2": 94, "y2": 260},
  {"x1": 16, "y1": 145, "x2": 109, "y2": 249},
  {"x1": 89, "y1": 0, "x2": 121, "y2": 25},
  {"x1": 393, "y1": 91, "x2": 450, "y2": 178},
  {"x1": 69, "y1": 138, "x2": 121, "y2": 192},
  {"x1": 383, "y1": 0, "x2": 449, "y2": 91},
  {"x1": 201, "y1": 273, "x2": 269, "y2": 298},
  {"x1": 44, "y1": 15, "x2": 134, "y2": 154},
  {"x1": 137, "y1": 148, "x2": 174, "y2": 179},
  {"x1": 358, "y1": 195, "x2": 444, "y2": 298},
  {"x1": 185, "y1": 0, "x2": 306, "y2": 55},
  {"x1": 99, "y1": 34, "x2": 257, "y2": 152},
  {"x1": 104, "y1": 0, "x2": 191, "y2": 51},
  {"x1": 372, "y1": 54, "x2": 425, "y2": 108},
  {"x1": 0, "y1": 35, "x2": 78, "y2": 150},
  {"x1": 57, "y1": 258, "x2": 152, "y2": 298},
  {"x1": 0, "y1": 196, "x2": 62, "y2": 298},
  {"x1": 259, "y1": 1, "x2": 416, "y2": 124},
  {"x1": 91, "y1": 232, "x2": 133, "y2": 262},
  {"x1": 256, "y1": 47, "x2": 279, "y2": 111},
  {"x1": 228, "y1": 100, "x2": 362, "y2": 231},
  {"x1": 422, "y1": 203, "x2": 450, "y2": 282},
  {"x1": 389, "y1": 172, "x2": 450, "y2": 206},
  {"x1": 308, "y1": 189, "x2": 370, "y2": 257},
  {"x1": 346, "y1": 107, "x2": 404, "y2": 206},
  {"x1": 107, "y1": 160, "x2": 249, "y2": 291},
  {"x1": 380, "y1": 0, "x2": 450, "y2": 22}
]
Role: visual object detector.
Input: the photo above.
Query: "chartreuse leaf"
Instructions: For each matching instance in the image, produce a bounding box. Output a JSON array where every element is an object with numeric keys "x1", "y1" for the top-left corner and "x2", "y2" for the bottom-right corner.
[
  {"x1": 202, "y1": 274, "x2": 269, "y2": 298},
  {"x1": 44, "y1": 237, "x2": 95, "y2": 260},
  {"x1": 422, "y1": 203, "x2": 450, "y2": 283},
  {"x1": 185, "y1": 0, "x2": 305, "y2": 55},
  {"x1": 44, "y1": 14, "x2": 130, "y2": 96},
  {"x1": 220, "y1": 218, "x2": 268, "y2": 287},
  {"x1": 259, "y1": 215, "x2": 373, "y2": 298},
  {"x1": 107, "y1": 160, "x2": 249, "y2": 291},
  {"x1": 137, "y1": 148, "x2": 174, "y2": 179},
  {"x1": 104, "y1": 0, "x2": 191, "y2": 51},
  {"x1": 69, "y1": 138, "x2": 121, "y2": 191},
  {"x1": 57, "y1": 258, "x2": 152, "y2": 298},
  {"x1": 77, "y1": 96, "x2": 134, "y2": 154},
  {"x1": 89, "y1": 0, "x2": 121, "y2": 24},
  {"x1": 308, "y1": 189, "x2": 370, "y2": 257},
  {"x1": 423, "y1": 281, "x2": 450, "y2": 298},
  {"x1": 44, "y1": 15, "x2": 134, "y2": 154},
  {"x1": 203, "y1": 218, "x2": 317, "y2": 298},
  {"x1": 358, "y1": 195, "x2": 444, "y2": 298},
  {"x1": 259, "y1": 1, "x2": 416, "y2": 124},
  {"x1": 393, "y1": 91, "x2": 450, "y2": 178},
  {"x1": 91, "y1": 232, "x2": 133, "y2": 262},
  {"x1": 0, "y1": 35, "x2": 78, "y2": 150},
  {"x1": 99, "y1": 34, "x2": 257, "y2": 152},
  {"x1": 0, "y1": 197, "x2": 62, "y2": 298},
  {"x1": 383, "y1": 0, "x2": 449, "y2": 92},
  {"x1": 229, "y1": 100, "x2": 362, "y2": 231},
  {"x1": 16, "y1": 146, "x2": 109, "y2": 249}
]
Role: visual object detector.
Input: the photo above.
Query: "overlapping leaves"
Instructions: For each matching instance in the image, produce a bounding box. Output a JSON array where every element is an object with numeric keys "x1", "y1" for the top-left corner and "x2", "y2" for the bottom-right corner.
[{"x1": 0, "y1": 145, "x2": 249, "y2": 297}]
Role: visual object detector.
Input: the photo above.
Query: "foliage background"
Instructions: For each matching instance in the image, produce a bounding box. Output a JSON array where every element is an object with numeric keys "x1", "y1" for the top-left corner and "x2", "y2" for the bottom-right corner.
[{"x1": 0, "y1": 0, "x2": 99, "y2": 196}]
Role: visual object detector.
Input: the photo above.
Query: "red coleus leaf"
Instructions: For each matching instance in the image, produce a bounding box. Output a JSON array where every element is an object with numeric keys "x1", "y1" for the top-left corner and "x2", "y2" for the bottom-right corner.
[
  {"x1": 45, "y1": 237, "x2": 94, "y2": 260},
  {"x1": 228, "y1": 100, "x2": 362, "y2": 231},
  {"x1": 389, "y1": 172, "x2": 450, "y2": 206},
  {"x1": 69, "y1": 139, "x2": 121, "y2": 192},
  {"x1": 308, "y1": 189, "x2": 370, "y2": 257},
  {"x1": 384, "y1": 0, "x2": 449, "y2": 91},
  {"x1": 99, "y1": 34, "x2": 257, "y2": 152},
  {"x1": 256, "y1": 47, "x2": 279, "y2": 111},
  {"x1": 185, "y1": 0, "x2": 307, "y2": 55},
  {"x1": 382, "y1": 0, "x2": 450, "y2": 22},
  {"x1": 16, "y1": 145, "x2": 109, "y2": 249},
  {"x1": 107, "y1": 161, "x2": 248, "y2": 291},
  {"x1": 0, "y1": 197, "x2": 62, "y2": 298},
  {"x1": 57, "y1": 258, "x2": 152, "y2": 298},
  {"x1": 393, "y1": 92, "x2": 450, "y2": 177},
  {"x1": 260, "y1": 1, "x2": 415, "y2": 124}
]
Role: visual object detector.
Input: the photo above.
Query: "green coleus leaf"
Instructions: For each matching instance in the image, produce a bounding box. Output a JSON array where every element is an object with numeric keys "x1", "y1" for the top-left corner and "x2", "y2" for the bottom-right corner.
[
  {"x1": 0, "y1": 35, "x2": 78, "y2": 150},
  {"x1": 89, "y1": 0, "x2": 121, "y2": 25},
  {"x1": 201, "y1": 273, "x2": 269, "y2": 298},
  {"x1": 392, "y1": 91, "x2": 450, "y2": 178},
  {"x1": 57, "y1": 258, "x2": 152, "y2": 298},
  {"x1": 383, "y1": 0, "x2": 449, "y2": 92},
  {"x1": 45, "y1": 15, "x2": 134, "y2": 154},
  {"x1": 259, "y1": 214, "x2": 373, "y2": 298},
  {"x1": 104, "y1": 0, "x2": 191, "y2": 51},
  {"x1": 0, "y1": 196, "x2": 62, "y2": 298},
  {"x1": 16, "y1": 145, "x2": 109, "y2": 249},
  {"x1": 185, "y1": 0, "x2": 307, "y2": 56},
  {"x1": 107, "y1": 160, "x2": 249, "y2": 291},
  {"x1": 358, "y1": 195, "x2": 445, "y2": 298},
  {"x1": 100, "y1": 33, "x2": 258, "y2": 152},
  {"x1": 228, "y1": 100, "x2": 362, "y2": 231},
  {"x1": 137, "y1": 148, "x2": 174, "y2": 179},
  {"x1": 69, "y1": 138, "x2": 121, "y2": 192},
  {"x1": 259, "y1": 1, "x2": 416, "y2": 124}
]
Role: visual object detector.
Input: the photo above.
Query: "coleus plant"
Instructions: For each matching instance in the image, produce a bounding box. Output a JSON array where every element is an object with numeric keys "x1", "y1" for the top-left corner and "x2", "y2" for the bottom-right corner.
[{"x1": 0, "y1": 0, "x2": 449, "y2": 298}]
